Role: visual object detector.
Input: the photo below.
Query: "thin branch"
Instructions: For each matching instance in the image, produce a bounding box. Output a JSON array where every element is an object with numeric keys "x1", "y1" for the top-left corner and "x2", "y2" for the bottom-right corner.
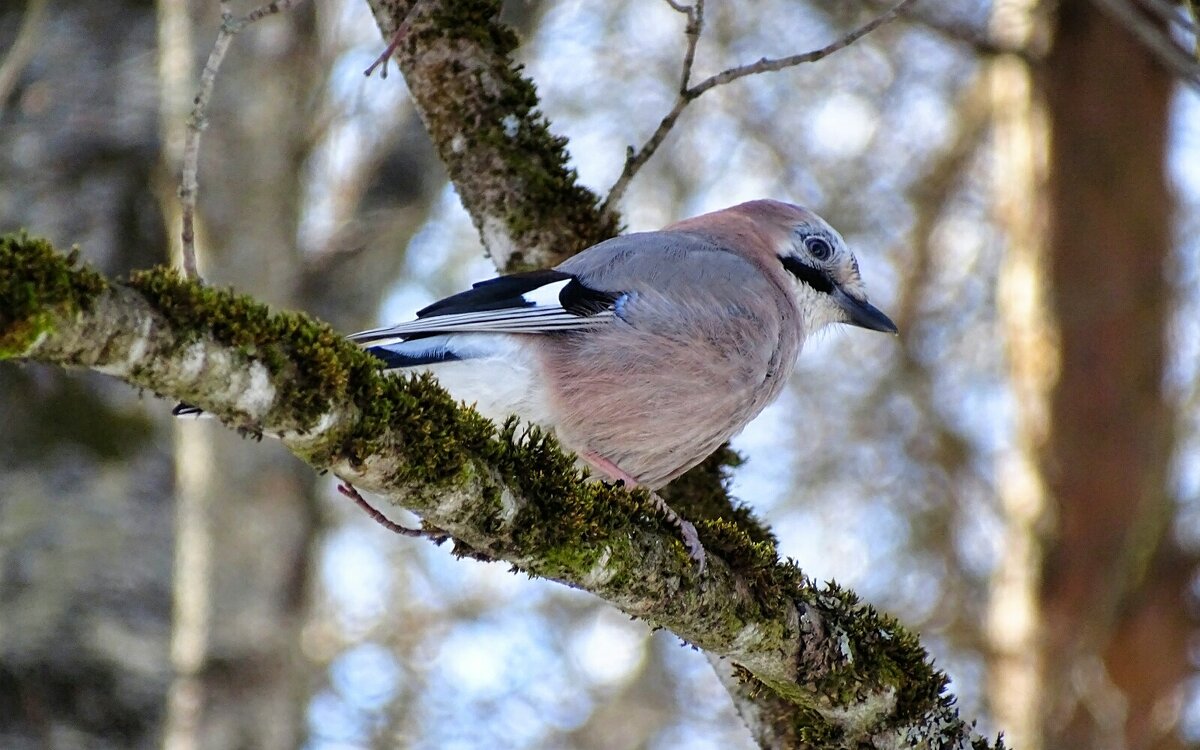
[
  {"x1": 179, "y1": 1, "x2": 233, "y2": 281},
  {"x1": 692, "y1": 0, "x2": 915, "y2": 94},
  {"x1": 363, "y1": 26, "x2": 405, "y2": 79},
  {"x1": 601, "y1": 100, "x2": 691, "y2": 217},
  {"x1": 337, "y1": 481, "x2": 446, "y2": 541},
  {"x1": 1135, "y1": 0, "x2": 1199, "y2": 36},
  {"x1": 603, "y1": 0, "x2": 915, "y2": 213},
  {"x1": 1089, "y1": 0, "x2": 1200, "y2": 88},
  {"x1": 673, "y1": 0, "x2": 705, "y2": 92},
  {"x1": 363, "y1": 0, "x2": 429, "y2": 78},
  {"x1": 178, "y1": 0, "x2": 305, "y2": 281},
  {"x1": 603, "y1": 0, "x2": 706, "y2": 215},
  {"x1": 1190, "y1": 0, "x2": 1200, "y2": 59},
  {"x1": 0, "y1": 0, "x2": 49, "y2": 118}
]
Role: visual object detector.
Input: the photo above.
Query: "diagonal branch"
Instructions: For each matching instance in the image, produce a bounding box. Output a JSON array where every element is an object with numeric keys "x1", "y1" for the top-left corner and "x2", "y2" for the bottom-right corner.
[
  {"x1": 603, "y1": 0, "x2": 917, "y2": 213},
  {"x1": 362, "y1": 0, "x2": 621, "y2": 272},
  {"x1": 691, "y1": 0, "x2": 916, "y2": 94},
  {"x1": 1089, "y1": 0, "x2": 1200, "y2": 88},
  {"x1": 1190, "y1": 0, "x2": 1200, "y2": 59},
  {"x1": 0, "y1": 234, "x2": 1002, "y2": 750},
  {"x1": 0, "y1": 0, "x2": 49, "y2": 118},
  {"x1": 665, "y1": 0, "x2": 706, "y2": 93}
]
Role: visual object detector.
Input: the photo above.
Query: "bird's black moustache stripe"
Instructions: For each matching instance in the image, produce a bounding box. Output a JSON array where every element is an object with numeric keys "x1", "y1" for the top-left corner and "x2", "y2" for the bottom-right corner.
[{"x1": 781, "y1": 256, "x2": 834, "y2": 294}]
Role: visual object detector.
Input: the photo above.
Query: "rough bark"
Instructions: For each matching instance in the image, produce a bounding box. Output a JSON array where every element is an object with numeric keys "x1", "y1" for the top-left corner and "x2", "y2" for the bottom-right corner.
[
  {"x1": 0, "y1": 235, "x2": 1000, "y2": 749},
  {"x1": 363, "y1": 0, "x2": 621, "y2": 272}
]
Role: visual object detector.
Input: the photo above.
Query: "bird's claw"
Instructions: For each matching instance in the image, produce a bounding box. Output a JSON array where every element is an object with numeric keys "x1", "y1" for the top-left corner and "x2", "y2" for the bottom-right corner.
[{"x1": 676, "y1": 518, "x2": 707, "y2": 576}]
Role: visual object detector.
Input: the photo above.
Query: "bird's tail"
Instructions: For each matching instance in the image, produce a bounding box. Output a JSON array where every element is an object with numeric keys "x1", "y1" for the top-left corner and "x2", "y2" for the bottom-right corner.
[{"x1": 362, "y1": 335, "x2": 464, "y2": 371}]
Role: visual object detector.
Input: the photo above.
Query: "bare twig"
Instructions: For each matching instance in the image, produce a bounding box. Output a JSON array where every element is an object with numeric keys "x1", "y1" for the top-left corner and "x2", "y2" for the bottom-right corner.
[
  {"x1": 337, "y1": 482, "x2": 444, "y2": 540},
  {"x1": 1089, "y1": 0, "x2": 1200, "y2": 88},
  {"x1": 1137, "y1": 0, "x2": 1200, "y2": 36},
  {"x1": 693, "y1": 0, "x2": 915, "y2": 94},
  {"x1": 1190, "y1": 0, "x2": 1200, "y2": 59},
  {"x1": 178, "y1": 2, "x2": 234, "y2": 281},
  {"x1": 603, "y1": 0, "x2": 915, "y2": 213},
  {"x1": 364, "y1": 0, "x2": 430, "y2": 78},
  {"x1": 0, "y1": 0, "x2": 49, "y2": 118},
  {"x1": 179, "y1": 0, "x2": 305, "y2": 281},
  {"x1": 363, "y1": 28, "x2": 404, "y2": 79},
  {"x1": 673, "y1": 0, "x2": 705, "y2": 92}
]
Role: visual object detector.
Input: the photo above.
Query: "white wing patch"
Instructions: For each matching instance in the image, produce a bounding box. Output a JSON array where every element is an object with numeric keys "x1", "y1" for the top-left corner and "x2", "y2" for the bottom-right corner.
[
  {"x1": 521, "y1": 277, "x2": 570, "y2": 307},
  {"x1": 348, "y1": 276, "x2": 615, "y2": 345}
]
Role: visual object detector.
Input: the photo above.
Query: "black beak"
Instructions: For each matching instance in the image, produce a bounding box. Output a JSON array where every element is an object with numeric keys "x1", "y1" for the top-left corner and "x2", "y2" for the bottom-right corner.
[{"x1": 834, "y1": 289, "x2": 898, "y2": 334}]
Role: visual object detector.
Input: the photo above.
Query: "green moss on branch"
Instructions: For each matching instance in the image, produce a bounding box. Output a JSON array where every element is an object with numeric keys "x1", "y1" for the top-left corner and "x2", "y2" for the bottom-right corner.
[
  {"x1": 126, "y1": 266, "x2": 374, "y2": 431},
  {"x1": 381, "y1": 0, "x2": 621, "y2": 270},
  {"x1": 0, "y1": 234, "x2": 107, "y2": 357}
]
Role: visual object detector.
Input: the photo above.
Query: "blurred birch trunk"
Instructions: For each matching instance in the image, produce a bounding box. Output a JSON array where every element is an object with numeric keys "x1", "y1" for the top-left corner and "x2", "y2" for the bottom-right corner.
[
  {"x1": 987, "y1": 1, "x2": 1053, "y2": 746},
  {"x1": 158, "y1": 5, "x2": 322, "y2": 747},
  {"x1": 989, "y1": 1, "x2": 1192, "y2": 747}
]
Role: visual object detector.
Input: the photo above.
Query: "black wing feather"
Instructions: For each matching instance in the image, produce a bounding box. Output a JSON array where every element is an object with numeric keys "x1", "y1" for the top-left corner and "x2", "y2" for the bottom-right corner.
[
  {"x1": 560, "y1": 277, "x2": 620, "y2": 316},
  {"x1": 417, "y1": 270, "x2": 574, "y2": 318}
]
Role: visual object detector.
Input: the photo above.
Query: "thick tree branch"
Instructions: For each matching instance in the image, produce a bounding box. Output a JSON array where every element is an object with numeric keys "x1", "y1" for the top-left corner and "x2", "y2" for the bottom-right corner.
[
  {"x1": 362, "y1": 0, "x2": 621, "y2": 271},
  {"x1": 0, "y1": 235, "x2": 1001, "y2": 749}
]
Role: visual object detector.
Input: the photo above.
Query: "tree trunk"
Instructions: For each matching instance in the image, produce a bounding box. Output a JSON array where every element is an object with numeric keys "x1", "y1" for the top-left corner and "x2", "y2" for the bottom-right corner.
[{"x1": 1040, "y1": 3, "x2": 1192, "y2": 748}]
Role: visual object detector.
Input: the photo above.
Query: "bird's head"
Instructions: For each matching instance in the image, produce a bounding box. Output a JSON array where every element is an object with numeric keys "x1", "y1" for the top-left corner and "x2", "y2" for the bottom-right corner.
[{"x1": 737, "y1": 200, "x2": 897, "y2": 336}]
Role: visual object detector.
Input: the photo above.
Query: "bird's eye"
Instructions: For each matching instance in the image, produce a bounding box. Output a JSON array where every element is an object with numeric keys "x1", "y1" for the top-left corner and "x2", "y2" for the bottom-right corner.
[{"x1": 805, "y1": 236, "x2": 834, "y2": 261}]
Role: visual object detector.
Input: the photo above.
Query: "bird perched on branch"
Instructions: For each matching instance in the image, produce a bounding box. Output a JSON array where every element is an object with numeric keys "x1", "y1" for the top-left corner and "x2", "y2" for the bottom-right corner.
[{"x1": 345, "y1": 199, "x2": 897, "y2": 572}]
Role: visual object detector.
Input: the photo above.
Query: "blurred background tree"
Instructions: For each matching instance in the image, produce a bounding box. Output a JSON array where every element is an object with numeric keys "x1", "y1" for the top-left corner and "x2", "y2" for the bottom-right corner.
[{"x1": 0, "y1": 0, "x2": 1198, "y2": 748}]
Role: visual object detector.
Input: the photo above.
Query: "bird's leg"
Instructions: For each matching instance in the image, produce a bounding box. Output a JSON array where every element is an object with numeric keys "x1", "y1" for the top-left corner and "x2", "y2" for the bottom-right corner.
[{"x1": 582, "y1": 452, "x2": 707, "y2": 575}]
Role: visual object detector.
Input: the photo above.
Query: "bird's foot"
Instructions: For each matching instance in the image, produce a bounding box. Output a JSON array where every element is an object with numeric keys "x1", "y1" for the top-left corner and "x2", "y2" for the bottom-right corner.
[
  {"x1": 674, "y1": 516, "x2": 707, "y2": 576},
  {"x1": 582, "y1": 451, "x2": 706, "y2": 575},
  {"x1": 649, "y1": 491, "x2": 706, "y2": 575}
]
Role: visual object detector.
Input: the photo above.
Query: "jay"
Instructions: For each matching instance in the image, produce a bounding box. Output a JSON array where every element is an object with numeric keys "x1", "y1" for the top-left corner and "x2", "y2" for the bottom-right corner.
[
  {"x1": 178, "y1": 200, "x2": 893, "y2": 570},
  {"x1": 345, "y1": 199, "x2": 897, "y2": 571}
]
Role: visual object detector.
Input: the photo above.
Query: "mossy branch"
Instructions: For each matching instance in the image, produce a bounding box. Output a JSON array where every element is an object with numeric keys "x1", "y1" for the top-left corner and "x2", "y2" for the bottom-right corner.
[
  {"x1": 0, "y1": 234, "x2": 1001, "y2": 749},
  {"x1": 362, "y1": 0, "x2": 621, "y2": 272}
]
